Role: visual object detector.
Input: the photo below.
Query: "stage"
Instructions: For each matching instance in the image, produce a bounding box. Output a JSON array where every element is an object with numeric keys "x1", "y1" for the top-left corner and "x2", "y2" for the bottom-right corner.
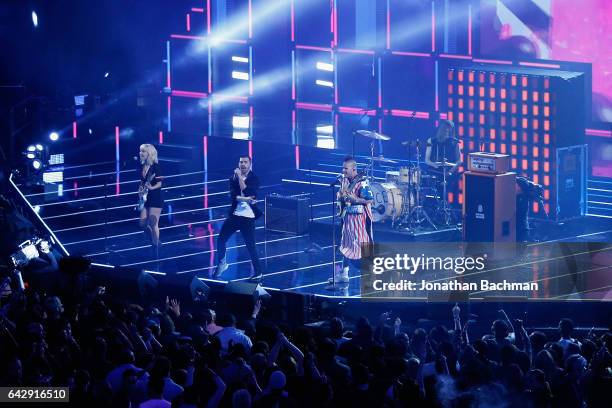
[{"x1": 14, "y1": 141, "x2": 612, "y2": 300}]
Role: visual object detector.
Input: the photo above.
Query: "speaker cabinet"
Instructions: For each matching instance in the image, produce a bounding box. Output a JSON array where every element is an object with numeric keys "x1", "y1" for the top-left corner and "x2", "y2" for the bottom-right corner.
[
  {"x1": 265, "y1": 194, "x2": 310, "y2": 234},
  {"x1": 463, "y1": 171, "x2": 516, "y2": 242}
]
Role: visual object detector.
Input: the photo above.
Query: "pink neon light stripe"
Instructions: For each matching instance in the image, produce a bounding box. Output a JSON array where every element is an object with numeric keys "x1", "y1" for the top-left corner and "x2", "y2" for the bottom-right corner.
[
  {"x1": 248, "y1": 140, "x2": 253, "y2": 158},
  {"x1": 519, "y1": 61, "x2": 562, "y2": 69},
  {"x1": 248, "y1": 0, "x2": 253, "y2": 39},
  {"x1": 249, "y1": 0, "x2": 253, "y2": 38},
  {"x1": 171, "y1": 90, "x2": 208, "y2": 98},
  {"x1": 390, "y1": 109, "x2": 430, "y2": 119},
  {"x1": 391, "y1": 51, "x2": 431, "y2": 57},
  {"x1": 431, "y1": 3, "x2": 435, "y2": 53},
  {"x1": 386, "y1": 2, "x2": 390, "y2": 49},
  {"x1": 333, "y1": 1, "x2": 338, "y2": 47},
  {"x1": 296, "y1": 102, "x2": 333, "y2": 112},
  {"x1": 338, "y1": 107, "x2": 377, "y2": 115},
  {"x1": 115, "y1": 126, "x2": 120, "y2": 195},
  {"x1": 330, "y1": 0, "x2": 334, "y2": 48},
  {"x1": 167, "y1": 96, "x2": 171, "y2": 118},
  {"x1": 295, "y1": 145, "x2": 300, "y2": 169},
  {"x1": 159, "y1": 131, "x2": 164, "y2": 144},
  {"x1": 337, "y1": 48, "x2": 375, "y2": 55},
  {"x1": 170, "y1": 34, "x2": 205, "y2": 40},
  {"x1": 586, "y1": 128, "x2": 612, "y2": 137},
  {"x1": 186, "y1": 14, "x2": 191, "y2": 32},
  {"x1": 296, "y1": 45, "x2": 332, "y2": 52},
  {"x1": 468, "y1": 6, "x2": 472, "y2": 55},
  {"x1": 72, "y1": 121, "x2": 77, "y2": 139},
  {"x1": 191, "y1": 7, "x2": 204, "y2": 13},
  {"x1": 73, "y1": 181, "x2": 78, "y2": 198},
  {"x1": 439, "y1": 113, "x2": 448, "y2": 120},
  {"x1": 473, "y1": 58, "x2": 512, "y2": 65},
  {"x1": 204, "y1": 136, "x2": 208, "y2": 208},
  {"x1": 291, "y1": 1, "x2": 295, "y2": 42},
  {"x1": 439, "y1": 54, "x2": 472, "y2": 60},
  {"x1": 207, "y1": 0, "x2": 211, "y2": 34}
]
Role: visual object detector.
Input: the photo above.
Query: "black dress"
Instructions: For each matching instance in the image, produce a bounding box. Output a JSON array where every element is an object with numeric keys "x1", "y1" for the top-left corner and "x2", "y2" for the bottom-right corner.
[{"x1": 141, "y1": 163, "x2": 164, "y2": 209}]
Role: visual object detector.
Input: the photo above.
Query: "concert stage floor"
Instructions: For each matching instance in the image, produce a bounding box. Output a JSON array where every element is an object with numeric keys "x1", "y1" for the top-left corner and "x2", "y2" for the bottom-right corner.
[{"x1": 17, "y1": 149, "x2": 612, "y2": 300}]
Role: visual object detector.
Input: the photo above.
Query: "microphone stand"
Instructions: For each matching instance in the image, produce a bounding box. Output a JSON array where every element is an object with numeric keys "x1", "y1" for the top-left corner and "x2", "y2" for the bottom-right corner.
[{"x1": 326, "y1": 177, "x2": 341, "y2": 291}]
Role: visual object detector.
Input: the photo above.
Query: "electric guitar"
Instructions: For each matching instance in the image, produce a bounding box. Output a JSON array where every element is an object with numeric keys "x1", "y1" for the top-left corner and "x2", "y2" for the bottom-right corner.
[
  {"x1": 337, "y1": 175, "x2": 366, "y2": 217},
  {"x1": 135, "y1": 172, "x2": 156, "y2": 211}
]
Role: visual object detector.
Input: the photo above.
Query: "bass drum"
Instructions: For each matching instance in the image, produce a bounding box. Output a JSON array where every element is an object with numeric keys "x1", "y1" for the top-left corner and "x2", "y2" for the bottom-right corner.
[{"x1": 370, "y1": 182, "x2": 403, "y2": 222}]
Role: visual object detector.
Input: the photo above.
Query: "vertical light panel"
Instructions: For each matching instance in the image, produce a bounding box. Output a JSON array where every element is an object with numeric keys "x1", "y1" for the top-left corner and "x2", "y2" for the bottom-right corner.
[
  {"x1": 431, "y1": 1, "x2": 436, "y2": 53},
  {"x1": 72, "y1": 121, "x2": 77, "y2": 139},
  {"x1": 386, "y1": 0, "x2": 391, "y2": 49},
  {"x1": 115, "y1": 126, "x2": 120, "y2": 195}
]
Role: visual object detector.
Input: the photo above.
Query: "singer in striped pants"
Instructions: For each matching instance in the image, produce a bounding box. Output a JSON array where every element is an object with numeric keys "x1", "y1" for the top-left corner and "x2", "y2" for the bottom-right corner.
[{"x1": 328, "y1": 156, "x2": 374, "y2": 287}]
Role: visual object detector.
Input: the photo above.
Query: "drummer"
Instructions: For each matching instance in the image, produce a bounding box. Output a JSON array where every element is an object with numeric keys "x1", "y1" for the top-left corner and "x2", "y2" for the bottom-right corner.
[
  {"x1": 425, "y1": 120, "x2": 462, "y2": 202},
  {"x1": 425, "y1": 120, "x2": 461, "y2": 174}
]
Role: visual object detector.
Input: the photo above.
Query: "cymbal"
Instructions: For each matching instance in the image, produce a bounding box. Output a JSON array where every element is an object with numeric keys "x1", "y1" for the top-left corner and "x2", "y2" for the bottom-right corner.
[
  {"x1": 431, "y1": 162, "x2": 457, "y2": 167},
  {"x1": 355, "y1": 130, "x2": 391, "y2": 141},
  {"x1": 371, "y1": 156, "x2": 397, "y2": 164}
]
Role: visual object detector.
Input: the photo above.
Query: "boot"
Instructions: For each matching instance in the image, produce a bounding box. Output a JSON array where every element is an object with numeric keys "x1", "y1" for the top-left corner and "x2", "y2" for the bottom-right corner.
[
  {"x1": 327, "y1": 266, "x2": 350, "y2": 285},
  {"x1": 213, "y1": 259, "x2": 228, "y2": 278}
]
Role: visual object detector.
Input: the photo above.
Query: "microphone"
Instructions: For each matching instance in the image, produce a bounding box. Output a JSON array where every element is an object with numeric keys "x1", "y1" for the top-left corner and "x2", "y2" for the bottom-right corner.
[{"x1": 329, "y1": 174, "x2": 343, "y2": 187}]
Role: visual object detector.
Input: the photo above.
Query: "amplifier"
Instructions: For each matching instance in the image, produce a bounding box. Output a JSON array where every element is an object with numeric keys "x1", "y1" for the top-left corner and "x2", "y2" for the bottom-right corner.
[
  {"x1": 265, "y1": 194, "x2": 310, "y2": 235},
  {"x1": 463, "y1": 171, "x2": 516, "y2": 243},
  {"x1": 468, "y1": 152, "x2": 510, "y2": 174}
]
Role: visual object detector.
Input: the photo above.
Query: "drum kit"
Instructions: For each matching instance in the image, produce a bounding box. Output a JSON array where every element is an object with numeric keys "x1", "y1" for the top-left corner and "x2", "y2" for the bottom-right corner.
[{"x1": 355, "y1": 129, "x2": 459, "y2": 233}]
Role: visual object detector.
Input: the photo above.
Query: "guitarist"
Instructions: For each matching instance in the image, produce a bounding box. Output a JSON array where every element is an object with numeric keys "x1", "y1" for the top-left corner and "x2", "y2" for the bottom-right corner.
[
  {"x1": 328, "y1": 156, "x2": 374, "y2": 286},
  {"x1": 138, "y1": 144, "x2": 163, "y2": 252}
]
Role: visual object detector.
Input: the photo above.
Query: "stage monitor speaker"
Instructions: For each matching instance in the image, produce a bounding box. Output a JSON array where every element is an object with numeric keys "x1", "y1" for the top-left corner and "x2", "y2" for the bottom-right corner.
[
  {"x1": 265, "y1": 194, "x2": 310, "y2": 235},
  {"x1": 554, "y1": 145, "x2": 587, "y2": 221},
  {"x1": 159, "y1": 274, "x2": 210, "y2": 304},
  {"x1": 224, "y1": 281, "x2": 271, "y2": 302},
  {"x1": 463, "y1": 171, "x2": 516, "y2": 243},
  {"x1": 87, "y1": 266, "x2": 159, "y2": 302}
]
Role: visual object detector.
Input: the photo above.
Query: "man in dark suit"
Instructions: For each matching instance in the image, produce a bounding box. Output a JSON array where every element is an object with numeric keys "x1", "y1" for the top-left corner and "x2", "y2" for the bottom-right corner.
[{"x1": 214, "y1": 156, "x2": 263, "y2": 281}]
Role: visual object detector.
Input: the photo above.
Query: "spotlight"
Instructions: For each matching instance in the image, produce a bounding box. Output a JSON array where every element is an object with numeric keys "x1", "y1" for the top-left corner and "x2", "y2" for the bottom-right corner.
[
  {"x1": 35, "y1": 144, "x2": 43, "y2": 151},
  {"x1": 27, "y1": 145, "x2": 36, "y2": 152},
  {"x1": 33, "y1": 205, "x2": 40, "y2": 214},
  {"x1": 316, "y1": 62, "x2": 334, "y2": 72},
  {"x1": 31, "y1": 11, "x2": 38, "y2": 28},
  {"x1": 232, "y1": 115, "x2": 250, "y2": 129},
  {"x1": 49, "y1": 132, "x2": 59, "y2": 141},
  {"x1": 232, "y1": 71, "x2": 249, "y2": 80},
  {"x1": 104, "y1": 72, "x2": 110, "y2": 78},
  {"x1": 32, "y1": 159, "x2": 42, "y2": 170},
  {"x1": 26, "y1": 153, "x2": 36, "y2": 159},
  {"x1": 315, "y1": 80, "x2": 334, "y2": 88},
  {"x1": 232, "y1": 56, "x2": 249, "y2": 63}
]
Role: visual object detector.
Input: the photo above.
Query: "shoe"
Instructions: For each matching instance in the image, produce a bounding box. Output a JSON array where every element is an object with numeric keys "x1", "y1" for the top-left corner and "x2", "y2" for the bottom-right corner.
[
  {"x1": 213, "y1": 260, "x2": 228, "y2": 278},
  {"x1": 327, "y1": 267, "x2": 350, "y2": 284},
  {"x1": 248, "y1": 272, "x2": 263, "y2": 282}
]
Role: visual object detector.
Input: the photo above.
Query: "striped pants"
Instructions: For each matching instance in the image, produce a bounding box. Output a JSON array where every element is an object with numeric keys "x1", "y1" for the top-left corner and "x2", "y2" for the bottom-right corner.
[{"x1": 339, "y1": 212, "x2": 371, "y2": 260}]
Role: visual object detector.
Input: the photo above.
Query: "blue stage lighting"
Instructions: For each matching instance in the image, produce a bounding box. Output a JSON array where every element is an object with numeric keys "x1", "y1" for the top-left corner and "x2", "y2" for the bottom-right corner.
[
  {"x1": 32, "y1": 159, "x2": 42, "y2": 170},
  {"x1": 31, "y1": 11, "x2": 38, "y2": 28},
  {"x1": 49, "y1": 131, "x2": 59, "y2": 141},
  {"x1": 27, "y1": 145, "x2": 36, "y2": 152}
]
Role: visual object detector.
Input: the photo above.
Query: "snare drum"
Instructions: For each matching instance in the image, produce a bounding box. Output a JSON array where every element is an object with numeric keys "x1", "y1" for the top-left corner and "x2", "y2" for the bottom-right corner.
[
  {"x1": 370, "y1": 182, "x2": 403, "y2": 222},
  {"x1": 385, "y1": 171, "x2": 400, "y2": 184}
]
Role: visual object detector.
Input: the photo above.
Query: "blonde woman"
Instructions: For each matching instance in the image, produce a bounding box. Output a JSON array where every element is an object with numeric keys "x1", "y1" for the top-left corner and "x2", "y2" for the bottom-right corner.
[{"x1": 138, "y1": 144, "x2": 163, "y2": 250}]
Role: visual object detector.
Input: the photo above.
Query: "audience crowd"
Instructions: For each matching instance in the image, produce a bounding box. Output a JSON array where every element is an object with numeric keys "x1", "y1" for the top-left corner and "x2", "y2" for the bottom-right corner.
[{"x1": 0, "y1": 284, "x2": 610, "y2": 407}]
